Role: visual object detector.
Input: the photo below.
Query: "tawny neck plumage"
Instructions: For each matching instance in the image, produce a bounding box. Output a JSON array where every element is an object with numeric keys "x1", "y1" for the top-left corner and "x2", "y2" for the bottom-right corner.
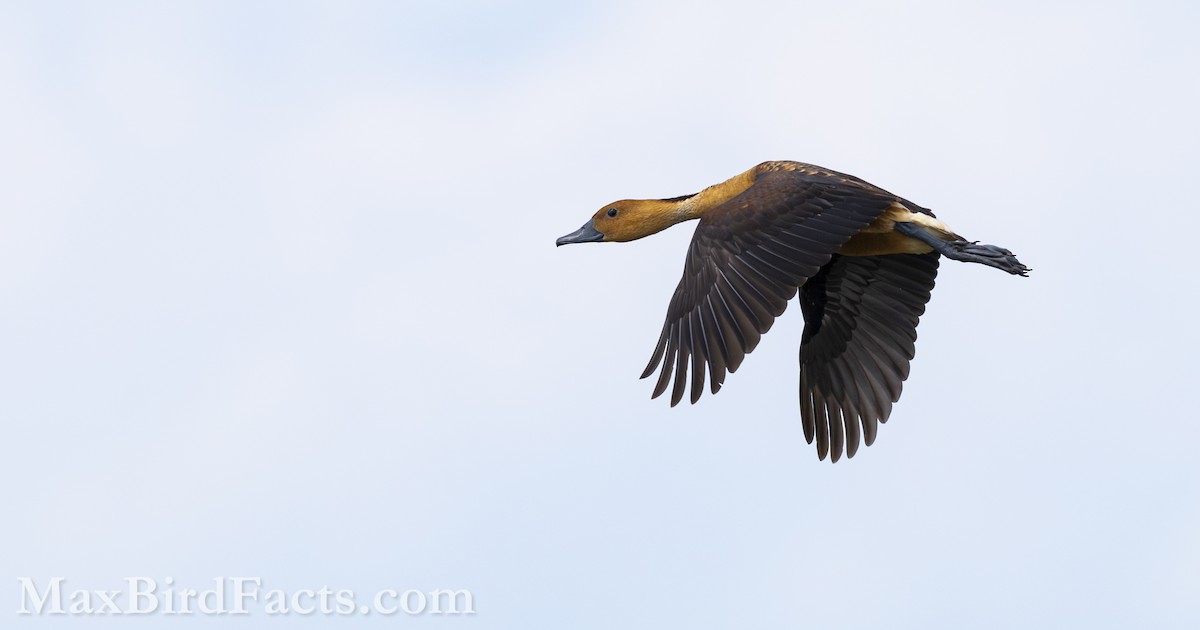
[{"x1": 672, "y1": 165, "x2": 759, "y2": 219}]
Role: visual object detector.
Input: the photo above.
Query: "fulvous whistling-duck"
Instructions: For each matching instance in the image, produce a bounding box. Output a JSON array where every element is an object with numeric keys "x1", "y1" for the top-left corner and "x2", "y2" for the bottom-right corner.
[{"x1": 557, "y1": 161, "x2": 1029, "y2": 462}]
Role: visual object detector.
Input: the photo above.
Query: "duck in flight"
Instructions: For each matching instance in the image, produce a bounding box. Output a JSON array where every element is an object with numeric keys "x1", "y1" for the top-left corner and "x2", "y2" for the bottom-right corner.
[{"x1": 556, "y1": 161, "x2": 1029, "y2": 462}]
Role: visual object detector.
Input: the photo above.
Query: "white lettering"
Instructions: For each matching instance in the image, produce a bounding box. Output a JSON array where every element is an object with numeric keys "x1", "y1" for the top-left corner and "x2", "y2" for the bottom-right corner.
[
  {"x1": 430, "y1": 589, "x2": 475, "y2": 614},
  {"x1": 94, "y1": 589, "x2": 121, "y2": 614},
  {"x1": 197, "y1": 578, "x2": 225, "y2": 614},
  {"x1": 317, "y1": 585, "x2": 334, "y2": 613},
  {"x1": 264, "y1": 589, "x2": 287, "y2": 614},
  {"x1": 127, "y1": 577, "x2": 157, "y2": 614},
  {"x1": 68, "y1": 590, "x2": 92, "y2": 614},
  {"x1": 16, "y1": 578, "x2": 474, "y2": 617},
  {"x1": 230, "y1": 577, "x2": 260, "y2": 614},
  {"x1": 374, "y1": 589, "x2": 398, "y2": 615},
  {"x1": 400, "y1": 589, "x2": 426, "y2": 615},
  {"x1": 291, "y1": 589, "x2": 316, "y2": 615},
  {"x1": 162, "y1": 577, "x2": 176, "y2": 614},
  {"x1": 334, "y1": 589, "x2": 355, "y2": 614},
  {"x1": 16, "y1": 577, "x2": 64, "y2": 615},
  {"x1": 177, "y1": 588, "x2": 197, "y2": 614}
]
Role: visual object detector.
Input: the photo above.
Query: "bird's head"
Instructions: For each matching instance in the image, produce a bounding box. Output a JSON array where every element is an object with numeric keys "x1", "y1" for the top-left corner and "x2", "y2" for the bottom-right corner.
[{"x1": 556, "y1": 198, "x2": 695, "y2": 246}]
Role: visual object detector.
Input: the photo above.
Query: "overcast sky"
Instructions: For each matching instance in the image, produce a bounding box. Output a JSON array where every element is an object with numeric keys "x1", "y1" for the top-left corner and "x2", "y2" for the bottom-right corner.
[{"x1": 3, "y1": 1, "x2": 1198, "y2": 628}]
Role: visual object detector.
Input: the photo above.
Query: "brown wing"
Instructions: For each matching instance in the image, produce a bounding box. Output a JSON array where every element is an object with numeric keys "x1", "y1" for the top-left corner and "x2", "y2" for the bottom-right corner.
[
  {"x1": 797, "y1": 252, "x2": 939, "y2": 462},
  {"x1": 640, "y1": 169, "x2": 904, "y2": 407}
]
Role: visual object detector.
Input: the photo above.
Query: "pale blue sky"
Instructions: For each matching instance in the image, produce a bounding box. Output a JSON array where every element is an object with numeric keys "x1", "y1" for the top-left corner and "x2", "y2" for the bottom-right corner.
[{"x1": 3, "y1": 1, "x2": 1198, "y2": 628}]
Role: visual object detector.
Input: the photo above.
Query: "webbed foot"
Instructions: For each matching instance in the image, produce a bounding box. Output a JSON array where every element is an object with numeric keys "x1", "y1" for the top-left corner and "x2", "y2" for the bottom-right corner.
[{"x1": 945, "y1": 241, "x2": 1030, "y2": 276}]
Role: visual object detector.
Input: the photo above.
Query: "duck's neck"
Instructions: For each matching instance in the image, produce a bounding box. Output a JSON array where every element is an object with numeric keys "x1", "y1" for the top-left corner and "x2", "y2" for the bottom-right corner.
[
  {"x1": 615, "y1": 166, "x2": 761, "y2": 242},
  {"x1": 669, "y1": 165, "x2": 760, "y2": 220}
]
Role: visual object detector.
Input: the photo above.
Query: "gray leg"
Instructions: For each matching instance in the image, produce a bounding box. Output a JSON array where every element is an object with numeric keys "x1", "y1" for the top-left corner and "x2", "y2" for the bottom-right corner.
[{"x1": 894, "y1": 221, "x2": 1030, "y2": 276}]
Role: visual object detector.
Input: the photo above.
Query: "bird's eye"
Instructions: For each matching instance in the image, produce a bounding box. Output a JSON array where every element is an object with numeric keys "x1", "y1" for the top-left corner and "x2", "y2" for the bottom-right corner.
[{"x1": 607, "y1": 208, "x2": 618, "y2": 218}]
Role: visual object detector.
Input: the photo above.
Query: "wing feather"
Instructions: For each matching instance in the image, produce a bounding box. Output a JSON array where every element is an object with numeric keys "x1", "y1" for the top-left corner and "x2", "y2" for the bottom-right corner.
[{"x1": 798, "y1": 252, "x2": 940, "y2": 461}]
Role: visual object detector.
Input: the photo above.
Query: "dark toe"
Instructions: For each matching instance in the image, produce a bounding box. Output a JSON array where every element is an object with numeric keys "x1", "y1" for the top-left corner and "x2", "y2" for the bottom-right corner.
[{"x1": 950, "y1": 241, "x2": 1030, "y2": 276}]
